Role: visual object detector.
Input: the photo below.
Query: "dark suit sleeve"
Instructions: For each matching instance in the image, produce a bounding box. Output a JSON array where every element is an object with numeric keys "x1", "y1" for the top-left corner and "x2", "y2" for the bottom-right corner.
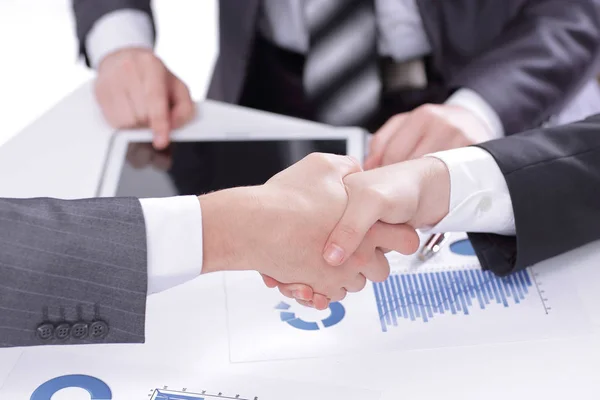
[
  {"x1": 450, "y1": 0, "x2": 600, "y2": 135},
  {"x1": 71, "y1": 0, "x2": 155, "y2": 65},
  {"x1": 0, "y1": 197, "x2": 148, "y2": 348},
  {"x1": 468, "y1": 114, "x2": 600, "y2": 276}
]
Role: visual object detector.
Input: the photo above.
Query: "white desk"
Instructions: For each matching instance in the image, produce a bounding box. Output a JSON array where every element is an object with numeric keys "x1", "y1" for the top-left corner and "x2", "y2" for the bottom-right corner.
[{"x1": 1, "y1": 82, "x2": 600, "y2": 399}]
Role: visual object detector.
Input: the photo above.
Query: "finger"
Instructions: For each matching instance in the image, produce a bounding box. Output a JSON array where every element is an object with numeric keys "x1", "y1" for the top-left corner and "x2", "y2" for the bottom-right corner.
[
  {"x1": 296, "y1": 299, "x2": 315, "y2": 308},
  {"x1": 279, "y1": 283, "x2": 314, "y2": 301},
  {"x1": 329, "y1": 287, "x2": 347, "y2": 303},
  {"x1": 365, "y1": 114, "x2": 409, "y2": 169},
  {"x1": 368, "y1": 222, "x2": 420, "y2": 255},
  {"x1": 312, "y1": 294, "x2": 330, "y2": 310},
  {"x1": 380, "y1": 111, "x2": 430, "y2": 165},
  {"x1": 144, "y1": 67, "x2": 171, "y2": 150},
  {"x1": 279, "y1": 286, "x2": 294, "y2": 299},
  {"x1": 168, "y1": 73, "x2": 195, "y2": 129},
  {"x1": 362, "y1": 248, "x2": 391, "y2": 283},
  {"x1": 322, "y1": 186, "x2": 384, "y2": 266},
  {"x1": 407, "y1": 128, "x2": 445, "y2": 160},
  {"x1": 261, "y1": 274, "x2": 279, "y2": 288},
  {"x1": 101, "y1": 84, "x2": 138, "y2": 128},
  {"x1": 319, "y1": 153, "x2": 363, "y2": 179},
  {"x1": 123, "y1": 65, "x2": 149, "y2": 125},
  {"x1": 345, "y1": 273, "x2": 367, "y2": 293}
]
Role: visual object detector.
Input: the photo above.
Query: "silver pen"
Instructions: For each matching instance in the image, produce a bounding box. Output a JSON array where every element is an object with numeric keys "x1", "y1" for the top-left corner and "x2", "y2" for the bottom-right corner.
[{"x1": 418, "y1": 232, "x2": 451, "y2": 262}]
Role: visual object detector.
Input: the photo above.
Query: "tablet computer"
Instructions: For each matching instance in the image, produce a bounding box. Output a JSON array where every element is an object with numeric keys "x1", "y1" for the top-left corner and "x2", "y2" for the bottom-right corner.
[{"x1": 97, "y1": 128, "x2": 366, "y2": 198}]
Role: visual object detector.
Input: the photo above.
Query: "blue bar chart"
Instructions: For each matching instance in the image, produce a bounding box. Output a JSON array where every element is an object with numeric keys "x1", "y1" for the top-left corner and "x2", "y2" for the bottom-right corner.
[
  {"x1": 152, "y1": 389, "x2": 206, "y2": 399},
  {"x1": 373, "y1": 268, "x2": 533, "y2": 331},
  {"x1": 151, "y1": 389, "x2": 254, "y2": 400}
]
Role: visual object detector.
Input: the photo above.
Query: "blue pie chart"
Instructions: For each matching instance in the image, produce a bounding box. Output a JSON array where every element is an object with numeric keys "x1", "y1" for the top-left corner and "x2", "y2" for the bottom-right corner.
[
  {"x1": 31, "y1": 375, "x2": 112, "y2": 400},
  {"x1": 276, "y1": 301, "x2": 345, "y2": 330},
  {"x1": 449, "y1": 239, "x2": 476, "y2": 256}
]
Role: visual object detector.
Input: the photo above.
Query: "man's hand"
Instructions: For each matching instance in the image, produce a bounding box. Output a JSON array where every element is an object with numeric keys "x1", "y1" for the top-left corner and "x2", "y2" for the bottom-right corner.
[
  {"x1": 200, "y1": 153, "x2": 419, "y2": 304},
  {"x1": 364, "y1": 104, "x2": 492, "y2": 169},
  {"x1": 95, "y1": 48, "x2": 195, "y2": 150},
  {"x1": 323, "y1": 157, "x2": 450, "y2": 267}
]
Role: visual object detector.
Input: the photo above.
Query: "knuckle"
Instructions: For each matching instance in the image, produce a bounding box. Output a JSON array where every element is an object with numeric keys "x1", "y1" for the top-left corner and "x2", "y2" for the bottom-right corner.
[
  {"x1": 119, "y1": 56, "x2": 137, "y2": 73},
  {"x1": 375, "y1": 262, "x2": 391, "y2": 282},
  {"x1": 351, "y1": 250, "x2": 371, "y2": 268},
  {"x1": 418, "y1": 104, "x2": 437, "y2": 115},
  {"x1": 305, "y1": 152, "x2": 324, "y2": 163},
  {"x1": 392, "y1": 113, "x2": 405, "y2": 123},
  {"x1": 332, "y1": 290, "x2": 347, "y2": 302},
  {"x1": 356, "y1": 276, "x2": 367, "y2": 292},
  {"x1": 406, "y1": 233, "x2": 420, "y2": 254},
  {"x1": 336, "y1": 223, "x2": 360, "y2": 242},
  {"x1": 180, "y1": 100, "x2": 195, "y2": 115},
  {"x1": 111, "y1": 112, "x2": 138, "y2": 129},
  {"x1": 179, "y1": 82, "x2": 192, "y2": 96},
  {"x1": 340, "y1": 290, "x2": 348, "y2": 301},
  {"x1": 344, "y1": 155, "x2": 362, "y2": 172},
  {"x1": 358, "y1": 185, "x2": 392, "y2": 212},
  {"x1": 311, "y1": 153, "x2": 340, "y2": 172},
  {"x1": 322, "y1": 154, "x2": 340, "y2": 170}
]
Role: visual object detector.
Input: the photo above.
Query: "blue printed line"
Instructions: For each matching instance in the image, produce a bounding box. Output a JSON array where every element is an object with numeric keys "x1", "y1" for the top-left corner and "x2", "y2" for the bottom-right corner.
[
  {"x1": 373, "y1": 282, "x2": 387, "y2": 333},
  {"x1": 372, "y1": 269, "x2": 534, "y2": 330}
]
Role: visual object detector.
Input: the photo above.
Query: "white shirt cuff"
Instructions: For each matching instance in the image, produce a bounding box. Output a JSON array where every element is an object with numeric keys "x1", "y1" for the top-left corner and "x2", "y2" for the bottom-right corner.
[
  {"x1": 139, "y1": 196, "x2": 204, "y2": 295},
  {"x1": 86, "y1": 9, "x2": 154, "y2": 68},
  {"x1": 445, "y1": 88, "x2": 505, "y2": 139},
  {"x1": 424, "y1": 147, "x2": 516, "y2": 236}
]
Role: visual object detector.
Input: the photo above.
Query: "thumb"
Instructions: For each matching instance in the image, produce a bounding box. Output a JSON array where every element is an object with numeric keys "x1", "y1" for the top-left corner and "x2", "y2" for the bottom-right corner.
[{"x1": 322, "y1": 192, "x2": 381, "y2": 266}]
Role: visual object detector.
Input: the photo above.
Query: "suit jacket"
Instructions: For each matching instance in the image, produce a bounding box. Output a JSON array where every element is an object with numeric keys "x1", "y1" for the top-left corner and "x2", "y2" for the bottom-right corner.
[
  {"x1": 0, "y1": 197, "x2": 147, "y2": 347},
  {"x1": 470, "y1": 113, "x2": 600, "y2": 276},
  {"x1": 73, "y1": 0, "x2": 600, "y2": 134}
]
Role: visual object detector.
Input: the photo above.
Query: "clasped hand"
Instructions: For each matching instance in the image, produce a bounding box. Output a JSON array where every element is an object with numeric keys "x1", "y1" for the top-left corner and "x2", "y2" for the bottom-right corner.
[{"x1": 258, "y1": 153, "x2": 450, "y2": 310}]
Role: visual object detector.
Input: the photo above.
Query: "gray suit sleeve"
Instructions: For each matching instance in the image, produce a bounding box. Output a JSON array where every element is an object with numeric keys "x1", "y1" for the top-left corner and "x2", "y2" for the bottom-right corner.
[
  {"x1": 468, "y1": 114, "x2": 600, "y2": 276},
  {"x1": 71, "y1": 0, "x2": 155, "y2": 65},
  {"x1": 0, "y1": 197, "x2": 148, "y2": 348},
  {"x1": 450, "y1": 0, "x2": 600, "y2": 135}
]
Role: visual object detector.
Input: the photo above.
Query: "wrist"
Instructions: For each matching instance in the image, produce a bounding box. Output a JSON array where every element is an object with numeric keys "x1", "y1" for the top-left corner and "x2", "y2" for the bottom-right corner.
[
  {"x1": 416, "y1": 157, "x2": 451, "y2": 227},
  {"x1": 98, "y1": 47, "x2": 154, "y2": 71},
  {"x1": 199, "y1": 187, "x2": 261, "y2": 274},
  {"x1": 199, "y1": 186, "x2": 283, "y2": 275}
]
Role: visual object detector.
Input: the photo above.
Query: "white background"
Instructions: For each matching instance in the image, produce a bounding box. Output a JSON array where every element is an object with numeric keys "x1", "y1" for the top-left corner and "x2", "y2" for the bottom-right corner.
[
  {"x1": 0, "y1": 0, "x2": 217, "y2": 147},
  {"x1": 1, "y1": 352, "x2": 379, "y2": 400}
]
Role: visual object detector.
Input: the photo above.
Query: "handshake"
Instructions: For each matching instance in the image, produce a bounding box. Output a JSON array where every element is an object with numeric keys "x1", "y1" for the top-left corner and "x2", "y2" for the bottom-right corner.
[{"x1": 199, "y1": 153, "x2": 451, "y2": 310}]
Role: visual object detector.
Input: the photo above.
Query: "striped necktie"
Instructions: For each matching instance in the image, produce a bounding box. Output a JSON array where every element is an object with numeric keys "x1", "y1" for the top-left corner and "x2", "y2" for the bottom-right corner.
[{"x1": 303, "y1": 0, "x2": 381, "y2": 127}]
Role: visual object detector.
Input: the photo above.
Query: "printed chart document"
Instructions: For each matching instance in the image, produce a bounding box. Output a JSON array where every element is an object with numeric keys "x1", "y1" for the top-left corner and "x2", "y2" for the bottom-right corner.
[
  {"x1": 0, "y1": 349, "x2": 22, "y2": 389},
  {"x1": 0, "y1": 352, "x2": 379, "y2": 400},
  {"x1": 225, "y1": 236, "x2": 592, "y2": 363}
]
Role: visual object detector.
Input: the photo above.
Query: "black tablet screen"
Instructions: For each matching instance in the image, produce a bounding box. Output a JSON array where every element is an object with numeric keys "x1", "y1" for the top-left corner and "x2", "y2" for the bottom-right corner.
[{"x1": 114, "y1": 140, "x2": 347, "y2": 198}]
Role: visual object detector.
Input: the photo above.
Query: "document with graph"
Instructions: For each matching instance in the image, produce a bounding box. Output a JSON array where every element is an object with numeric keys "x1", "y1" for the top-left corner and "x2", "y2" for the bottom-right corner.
[
  {"x1": 0, "y1": 352, "x2": 378, "y2": 400},
  {"x1": 225, "y1": 235, "x2": 591, "y2": 363}
]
